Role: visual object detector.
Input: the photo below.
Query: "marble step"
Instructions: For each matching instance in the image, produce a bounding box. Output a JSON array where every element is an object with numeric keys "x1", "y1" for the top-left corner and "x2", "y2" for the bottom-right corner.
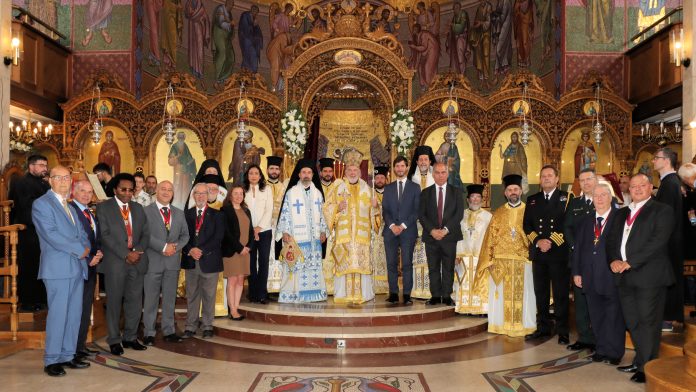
[
  {"x1": 685, "y1": 341, "x2": 696, "y2": 379},
  {"x1": 212, "y1": 316, "x2": 487, "y2": 348},
  {"x1": 660, "y1": 334, "x2": 686, "y2": 357},
  {"x1": 645, "y1": 357, "x2": 696, "y2": 392},
  {"x1": 0, "y1": 340, "x2": 28, "y2": 359},
  {"x1": 238, "y1": 299, "x2": 459, "y2": 327}
]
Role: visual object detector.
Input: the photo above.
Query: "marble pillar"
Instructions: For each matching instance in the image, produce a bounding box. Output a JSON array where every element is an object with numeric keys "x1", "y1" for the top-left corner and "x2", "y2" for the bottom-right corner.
[
  {"x1": 0, "y1": 0, "x2": 11, "y2": 168},
  {"x1": 683, "y1": 1, "x2": 696, "y2": 163}
]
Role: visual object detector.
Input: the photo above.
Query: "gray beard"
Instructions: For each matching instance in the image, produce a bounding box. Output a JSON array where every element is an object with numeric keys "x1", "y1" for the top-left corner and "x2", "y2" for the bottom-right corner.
[{"x1": 468, "y1": 205, "x2": 480, "y2": 211}]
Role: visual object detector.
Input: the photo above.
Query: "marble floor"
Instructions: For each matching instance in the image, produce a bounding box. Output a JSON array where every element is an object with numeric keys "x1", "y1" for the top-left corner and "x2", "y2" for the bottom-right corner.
[{"x1": 0, "y1": 297, "x2": 651, "y2": 391}]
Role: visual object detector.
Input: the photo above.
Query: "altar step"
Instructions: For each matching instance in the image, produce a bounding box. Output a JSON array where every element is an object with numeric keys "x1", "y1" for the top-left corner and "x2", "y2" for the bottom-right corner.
[{"x1": 646, "y1": 319, "x2": 696, "y2": 391}]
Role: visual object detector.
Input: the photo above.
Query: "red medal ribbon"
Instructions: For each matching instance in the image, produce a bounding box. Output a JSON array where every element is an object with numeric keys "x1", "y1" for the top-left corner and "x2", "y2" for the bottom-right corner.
[
  {"x1": 625, "y1": 205, "x2": 645, "y2": 227},
  {"x1": 195, "y1": 206, "x2": 206, "y2": 235},
  {"x1": 83, "y1": 209, "x2": 94, "y2": 231},
  {"x1": 120, "y1": 204, "x2": 133, "y2": 249},
  {"x1": 160, "y1": 207, "x2": 171, "y2": 231},
  {"x1": 594, "y1": 216, "x2": 607, "y2": 242}
]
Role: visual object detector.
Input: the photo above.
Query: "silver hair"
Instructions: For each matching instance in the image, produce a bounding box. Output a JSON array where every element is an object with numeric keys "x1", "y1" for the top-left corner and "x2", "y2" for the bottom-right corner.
[
  {"x1": 678, "y1": 162, "x2": 696, "y2": 181},
  {"x1": 73, "y1": 179, "x2": 93, "y2": 191}
]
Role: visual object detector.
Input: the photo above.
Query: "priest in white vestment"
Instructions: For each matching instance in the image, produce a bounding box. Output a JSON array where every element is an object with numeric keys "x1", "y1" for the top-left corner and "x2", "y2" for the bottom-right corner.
[
  {"x1": 473, "y1": 174, "x2": 536, "y2": 337},
  {"x1": 325, "y1": 150, "x2": 376, "y2": 304},
  {"x1": 276, "y1": 159, "x2": 328, "y2": 303},
  {"x1": 453, "y1": 184, "x2": 492, "y2": 314}
]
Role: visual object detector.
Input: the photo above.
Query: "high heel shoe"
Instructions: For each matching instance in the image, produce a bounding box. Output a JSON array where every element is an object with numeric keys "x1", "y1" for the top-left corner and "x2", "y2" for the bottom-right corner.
[{"x1": 230, "y1": 314, "x2": 245, "y2": 321}]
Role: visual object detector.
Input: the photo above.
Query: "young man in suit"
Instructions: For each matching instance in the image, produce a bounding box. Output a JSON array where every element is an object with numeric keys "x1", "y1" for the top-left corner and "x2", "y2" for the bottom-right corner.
[
  {"x1": 418, "y1": 162, "x2": 464, "y2": 305},
  {"x1": 182, "y1": 183, "x2": 225, "y2": 339},
  {"x1": 606, "y1": 173, "x2": 675, "y2": 384},
  {"x1": 653, "y1": 147, "x2": 684, "y2": 330},
  {"x1": 142, "y1": 181, "x2": 189, "y2": 345},
  {"x1": 523, "y1": 165, "x2": 573, "y2": 344},
  {"x1": 33, "y1": 166, "x2": 91, "y2": 376},
  {"x1": 382, "y1": 156, "x2": 421, "y2": 304},
  {"x1": 96, "y1": 173, "x2": 151, "y2": 356},
  {"x1": 571, "y1": 182, "x2": 624, "y2": 366},
  {"x1": 68, "y1": 180, "x2": 103, "y2": 360}
]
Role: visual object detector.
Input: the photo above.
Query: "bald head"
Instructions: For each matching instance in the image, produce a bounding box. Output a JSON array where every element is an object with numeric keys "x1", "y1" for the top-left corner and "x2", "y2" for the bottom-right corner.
[
  {"x1": 156, "y1": 181, "x2": 174, "y2": 205},
  {"x1": 49, "y1": 166, "x2": 72, "y2": 197}
]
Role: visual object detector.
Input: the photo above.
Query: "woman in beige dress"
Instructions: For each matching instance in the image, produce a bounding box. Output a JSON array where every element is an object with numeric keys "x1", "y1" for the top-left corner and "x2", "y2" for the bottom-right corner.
[{"x1": 222, "y1": 184, "x2": 253, "y2": 320}]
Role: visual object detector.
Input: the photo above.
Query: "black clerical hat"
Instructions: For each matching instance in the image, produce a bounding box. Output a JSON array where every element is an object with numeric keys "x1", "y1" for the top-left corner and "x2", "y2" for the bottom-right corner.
[
  {"x1": 502, "y1": 174, "x2": 523, "y2": 188},
  {"x1": 466, "y1": 184, "x2": 484, "y2": 196},
  {"x1": 199, "y1": 174, "x2": 221, "y2": 184},
  {"x1": 374, "y1": 166, "x2": 389, "y2": 177},
  {"x1": 318, "y1": 158, "x2": 334, "y2": 169},
  {"x1": 266, "y1": 156, "x2": 283, "y2": 168}
]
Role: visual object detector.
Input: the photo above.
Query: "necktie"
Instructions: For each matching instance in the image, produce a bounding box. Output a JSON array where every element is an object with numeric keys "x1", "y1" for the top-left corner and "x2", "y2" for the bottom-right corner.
[
  {"x1": 161, "y1": 206, "x2": 170, "y2": 232},
  {"x1": 545, "y1": 193, "x2": 550, "y2": 201},
  {"x1": 597, "y1": 216, "x2": 604, "y2": 227},
  {"x1": 587, "y1": 198, "x2": 592, "y2": 207},
  {"x1": 83, "y1": 208, "x2": 94, "y2": 232},
  {"x1": 437, "y1": 186, "x2": 444, "y2": 227},
  {"x1": 121, "y1": 205, "x2": 133, "y2": 249},
  {"x1": 398, "y1": 180, "x2": 403, "y2": 201},
  {"x1": 62, "y1": 199, "x2": 75, "y2": 225}
]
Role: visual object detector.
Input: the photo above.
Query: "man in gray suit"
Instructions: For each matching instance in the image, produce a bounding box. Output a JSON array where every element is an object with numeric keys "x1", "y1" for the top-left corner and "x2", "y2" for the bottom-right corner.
[
  {"x1": 142, "y1": 181, "x2": 189, "y2": 345},
  {"x1": 96, "y1": 173, "x2": 150, "y2": 356}
]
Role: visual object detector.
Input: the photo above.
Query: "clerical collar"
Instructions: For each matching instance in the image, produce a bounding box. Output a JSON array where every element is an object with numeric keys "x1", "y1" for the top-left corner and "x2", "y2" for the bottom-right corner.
[
  {"x1": 376, "y1": 188, "x2": 384, "y2": 194},
  {"x1": 304, "y1": 186, "x2": 311, "y2": 192},
  {"x1": 508, "y1": 201, "x2": 522, "y2": 208},
  {"x1": 268, "y1": 178, "x2": 279, "y2": 184},
  {"x1": 348, "y1": 179, "x2": 359, "y2": 185},
  {"x1": 321, "y1": 180, "x2": 333, "y2": 186}
]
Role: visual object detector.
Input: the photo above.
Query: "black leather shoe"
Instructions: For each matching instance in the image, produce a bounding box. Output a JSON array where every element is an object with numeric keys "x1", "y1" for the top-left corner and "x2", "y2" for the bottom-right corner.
[
  {"x1": 617, "y1": 364, "x2": 638, "y2": 373},
  {"x1": 603, "y1": 357, "x2": 621, "y2": 366},
  {"x1": 122, "y1": 340, "x2": 147, "y2": 351},
  {"x1": 557, "y1": 334, "x2": 570, "y2": 345},
  {"x1": 61, "y1": 359, "x2": 90, "y2": 369},
  {"x1": 77, "y1": 347, "x2": 99, "y2": 355},
  {"x1": 425, "y1": 297, "x2": 441, "y2": 305},
  {"x1": 143, "y1": 336, "x2": 155, "y2": 346},
  {"x1": 403, "y1": 294, "x2": 413, "y2": 305},
  {"x1": 182, "y1": 330, "x2": 195, "y2": 339},
  {"x1": 44, "y1": 363, "x2": 66, "y2": 377},
  {"x1": 386, "y1": 293, "x2": 399, "y2": 303},
  {"x1": 163, "y1": 334, "x2": 183, "y2": 343},
  {"x1": 109, "y1": 344, "x2": 124, "y2": 356},
  {"x1": 442, "y1": 298, "x2": 454, "y2": 306},
  {"x1": 590, "y1": 353, "x2": 605, "y2": 362},
  {"x1": 525, "y1": 330, "x2": 548, "y2": 341},
  {"x1": 75, "y1": 350, "x2": 97, "y2": 359},
  {"x1": 567, "y1": 341, "x2": 593, "y2": 351},
  {"x1": 630, "y1": 371, "x2": 646, "y2": 383},
  {"x1": 202, "y1": 330, "x2": 214, "y2": 339},
  {"x1": 259, "y1": 299, "x2": 268, "y2": 305}
]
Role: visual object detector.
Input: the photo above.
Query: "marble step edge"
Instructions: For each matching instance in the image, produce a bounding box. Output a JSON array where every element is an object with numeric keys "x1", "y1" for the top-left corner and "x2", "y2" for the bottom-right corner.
[
  {"x1": 685, "y1": 341, "x2": 696, "y2": 379},
  {"x1": 212, "y1": 317, "x2": 486, "y2": 339},
  {"x1": 645, "y1": 357, "x2": 696, "y2": 392},
  {"x1": 659, "y1": 334, "x2": 686, "y2": 357},
  {"x1": 686, "y1": 319, "x2": 696, "y2": 343},
  {"x1": 237, "y1": 302, "x2": 458, "y2": 318}
]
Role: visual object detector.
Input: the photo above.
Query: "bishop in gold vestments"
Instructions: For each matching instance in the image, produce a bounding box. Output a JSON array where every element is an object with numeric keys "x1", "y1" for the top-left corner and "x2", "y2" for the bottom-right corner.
[
  {"x1": 325, "y1": 152, "x2": 376, "y2": 304},
  {"x1": 473, "y1": 174, "x2": 536, "y2": 337}
]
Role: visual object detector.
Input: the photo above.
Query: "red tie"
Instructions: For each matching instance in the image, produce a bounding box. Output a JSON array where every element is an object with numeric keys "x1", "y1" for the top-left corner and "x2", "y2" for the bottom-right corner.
[
  {"x1": 437, "y1": 186, "x2": 443, "y2": 227},
  {"x1": 121, "y1": 205, "x2": 133, "y2": 249},
  {"x1": 83, "y1": 209, "x2": 94, "y2": 232}
]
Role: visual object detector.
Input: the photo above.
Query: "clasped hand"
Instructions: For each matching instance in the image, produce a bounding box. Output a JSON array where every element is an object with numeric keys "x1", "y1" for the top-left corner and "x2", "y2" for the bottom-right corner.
[
  {"x1": 89, "y1": 250, "x2": 103, "y2": 267},
  {"x1": 537, "y1": 239, "x2": 552, "y2": 252},
  {"x1": 430, "y1": 228, "x2": 447, "y2": 241},
  {"x1": 126, "y1": 250, "x2": 143, "y2": 264},
  {"x1": 163, "y1": 243, "x2": 177, "y2": 257},
  {"x1": 188, "y1": 247, "x2": 203, "y2": 261},
  {"x1": 610, "y1": 260, "x2": 631, "y2": 274}
]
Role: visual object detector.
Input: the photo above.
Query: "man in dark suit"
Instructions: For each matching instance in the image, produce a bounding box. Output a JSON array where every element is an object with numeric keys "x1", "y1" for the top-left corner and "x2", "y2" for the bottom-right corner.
[
  {"x1": 606, "y1": 173, "x2": 674, "y2": 383},
  {"x1": 571, "y1": 182, "x2": 624, "y2": 366},
  {"x1": 8, "y1": 154, "x2": 50, "y2": 311},
  {"x1": 33, "y1": 166, "x2": 91, "y2": 377},
  {"x1": 653, "y1": 147, "x2": 684, "y2": 329},
  {"x1": 96, "y1": 173, "x2": 150, "y2": 355},
  {"x1": 418, "y1": 162, "x2": 464, "y2": 305},
  {"x1": 68, "y1": 180, "x2": 103, "y2": 360},
  {"x1": 524, "y1": 165, "x2": 573, "y2": 344},
  {"x1": 382, "y1": 156, "x2": 421, "y2": 304},
  {"x1": 182, "y1": 183, "x2": 224, "y2": 339},
  {"x1": 142, "y1": 181, "x2": 189, "y2": 346}
]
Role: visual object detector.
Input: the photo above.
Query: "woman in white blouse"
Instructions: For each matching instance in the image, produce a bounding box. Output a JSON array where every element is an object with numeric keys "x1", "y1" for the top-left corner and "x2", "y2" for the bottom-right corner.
[{"x1": 243, "y1": 165, "x2": 274, "y2": 304}]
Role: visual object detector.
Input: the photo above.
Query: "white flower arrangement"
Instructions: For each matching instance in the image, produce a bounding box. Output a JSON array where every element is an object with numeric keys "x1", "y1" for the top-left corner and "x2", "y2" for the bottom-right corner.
[
  {"x1": 389, "y1": 107, "x2": 415, "y2": 156},
  {"x1": 9, "y1": 140, "x2": 32, "y2": 152},
  {"x1": 281, "y1": 106, "x2": 308, "y2": 159}
]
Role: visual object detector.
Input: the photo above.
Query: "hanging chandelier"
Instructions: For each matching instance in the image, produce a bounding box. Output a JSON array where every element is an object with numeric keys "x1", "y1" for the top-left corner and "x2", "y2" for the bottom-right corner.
[
  {"x1": 161, "y1": 83, "x2": 177, "y2": 145},
  {"x1": 640, "y1": 121, "x2": 682, "y2": 146},
  {"x1": 9, "y1": 110, "x2": 53, "y2": 151},
  {"x1": 518, "y1": 82, "x2": 533, "y2": 146},
  {"x1": 444, "y1": 82, "x2": 460, "y2": 144},
  {"x1": 88, "y1": 84, "x2": 104, "y2": 144},
  {"x1": 236, "y1": 82, "x2": 251, "y2": 143},
  {"x1": 591, "y1": 84, "x2": 605, "y2": 145}
]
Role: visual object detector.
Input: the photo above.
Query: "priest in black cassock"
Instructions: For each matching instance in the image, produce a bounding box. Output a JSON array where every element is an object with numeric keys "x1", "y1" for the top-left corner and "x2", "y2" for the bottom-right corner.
[{"x1": 8, "y1": 154, "x2": 50, "y2": 311}]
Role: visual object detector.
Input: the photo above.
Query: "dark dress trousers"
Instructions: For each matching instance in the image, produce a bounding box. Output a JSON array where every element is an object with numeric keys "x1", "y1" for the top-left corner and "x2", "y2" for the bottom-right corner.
[
  {"x1": 382, "y1": 179, "x2": 420, "y2": 295},
  {"x1": 418, "y1": 183, "x2": 464, "y2": 299},
  {"x1": 571, "y1": 208, "x2": 625, "y2": 360},
  {"x1": 523, "y1": 189, "x2": 572, "y2": 336},
  {"x1": 69, "y1": 201, "x2": 100, "y2": 353},
  {"x1": 655, "y1": 172, "x2": 684, "y2": 322},
  {"x1": 605, "y1": 198, "x2": 675, "y2": 371}
]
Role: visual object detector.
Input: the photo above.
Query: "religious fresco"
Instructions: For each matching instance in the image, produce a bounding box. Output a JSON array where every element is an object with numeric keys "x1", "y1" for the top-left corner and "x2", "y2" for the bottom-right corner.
[
  {"x1": 559, "y1": 127, "x2": 616, "y2": 184},
  {"x1": 220, "y1": 125, "x2": 273, "y2": 183},
  {"x1": 318, "y1": 110, "x2": 387, "y2": 164},
  {"x1": 82, "y1": 125, "x2": 136, "y2": 175},
  {"x1": 152, "y1": 129, "x2": 206, "y2": 209},
  {"x1": 72, "y1": 0, "x2": 133, "y2": 51},
  {"x1": 422, "y1": 124, "x2": 474, "y2": 184}
]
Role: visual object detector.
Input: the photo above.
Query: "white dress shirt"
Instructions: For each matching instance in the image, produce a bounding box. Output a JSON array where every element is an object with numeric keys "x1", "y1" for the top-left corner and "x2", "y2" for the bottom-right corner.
[
  {"x1": 620, "y1": 198, "x2": 650, "y2": 261},
  {"x1": 544, "y1": 188, "x2": 557, "y2": 200},
  {"x1": 155, "y1": 200, "x2": 171, "y2": 252},
  {"x1": 389, "y1": 178, "x2": 409, "y2": 230},
  {"x1": 245, "y1": 184, "x2": 273, "y2": 232},
  {"x1": 115, "y1": 197, "x2": 133, "y2": 228}
]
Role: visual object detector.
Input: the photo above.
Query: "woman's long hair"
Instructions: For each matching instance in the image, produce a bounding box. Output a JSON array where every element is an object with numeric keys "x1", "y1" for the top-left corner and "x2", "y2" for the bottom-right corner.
[
  {"x1": 224, "y1": 184, "x2": 248, "y2": 210},
  {"x1": 243, "y1": 164, "x2": 266, "y2": 192}
]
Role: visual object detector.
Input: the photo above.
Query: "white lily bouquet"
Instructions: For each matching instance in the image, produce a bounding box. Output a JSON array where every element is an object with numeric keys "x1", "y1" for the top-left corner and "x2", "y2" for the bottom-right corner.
[
  {"x1": 281, "y1": 105, "x2": 308, "y2": 160},
  {"x1": 10, "y1": 140, "x2": 32, "y2": 152},
  {"x1": 389, "y1": 107, "x2": 415, "y2": 156}
]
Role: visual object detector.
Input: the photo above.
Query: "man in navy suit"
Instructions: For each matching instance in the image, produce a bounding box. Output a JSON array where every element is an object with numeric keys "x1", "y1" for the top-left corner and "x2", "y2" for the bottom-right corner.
[
  {"x1": 69, "y1": 180, "x2": 103, "y2": 360},
  {"x1": 33, "y1": 166, "x2": 91, "y2": 376},
  {"x1": 571, "y1": 182, "x2": 624, "y2": 366},
  {"x1": 382, "y1": 156, "x2": 420, "y2": 304},
  {"x1": 418, "y1": 162, "x2": 465, "y2": 305}
]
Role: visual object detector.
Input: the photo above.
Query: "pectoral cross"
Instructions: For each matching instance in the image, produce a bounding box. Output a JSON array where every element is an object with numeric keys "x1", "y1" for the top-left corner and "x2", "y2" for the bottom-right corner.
[
  {"x1": 510, "y1": 227, "x2": 517, "y2": 240},
  {"x1": 314, "y1": 199, "x2": 322, "y2": 211},
  {"x1": 293, "y1": 199, "x2": 304, "y2": 214},
  {"x1": 468, "y1": 225, "x2": 475, "y2": 236},
  {"x1": 593, "y1": 237, "x2": 599, "y2": 246}
]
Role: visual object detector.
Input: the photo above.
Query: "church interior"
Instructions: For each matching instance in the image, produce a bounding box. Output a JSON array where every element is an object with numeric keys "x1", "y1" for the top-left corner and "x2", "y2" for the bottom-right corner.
[{"x1": 0, "y1": 0, "x2": 695, "y2": 391}]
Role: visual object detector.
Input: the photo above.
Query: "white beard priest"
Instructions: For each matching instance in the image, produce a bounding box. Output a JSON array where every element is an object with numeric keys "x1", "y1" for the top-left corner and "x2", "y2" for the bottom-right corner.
[
  {"x1": 276, "y1": 159, "x2": 328, "y2": 303},
  {"x1": 325, "y1": 149, "x2": 376, "y2": 304},
  {"x1": 473, "y1": 174, "x2": 536, "y2": 337},
  {"x1": 453, "y1": 184, "x2": 492, "y2": 315}
]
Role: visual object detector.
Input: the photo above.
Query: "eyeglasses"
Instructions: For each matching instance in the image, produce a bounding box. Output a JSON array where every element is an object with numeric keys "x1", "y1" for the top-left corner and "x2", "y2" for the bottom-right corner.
[
  {"x1": 193, "y1": 192, "x2": 208, "y2": 196},
  {"x1": 118, "y1": 187, "x2": 134, "y2": 193},
  {"x1": 50, "y1": 175, "x2": 71, "y2": 181},
  {"x1": 652, "y1": 155, "x2": 667, "y2": 161},
  {"x1": 30, "y1": 162, "x2": 48, "y2": 167}
]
